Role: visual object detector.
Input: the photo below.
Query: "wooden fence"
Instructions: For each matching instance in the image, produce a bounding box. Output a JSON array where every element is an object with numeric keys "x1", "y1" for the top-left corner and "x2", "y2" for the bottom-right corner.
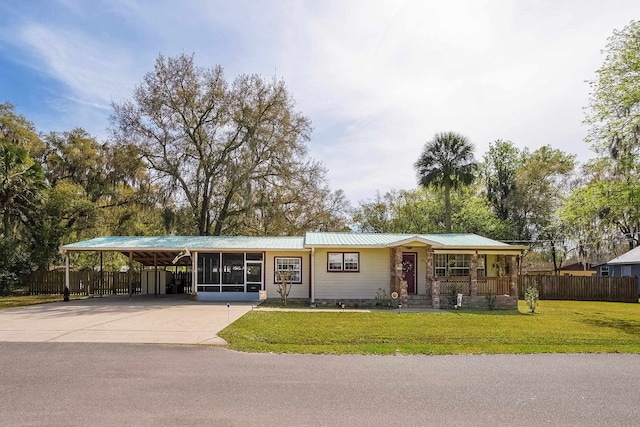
[
  {"x1": 29, "y1": 269, "x2": 193, "y2": 296},
  {"x1": 30, "y1": 271, "x2": 141, "y2": 296},
  {"x1": 517, "y1": 275, "x2": 638, "y2": 303}
]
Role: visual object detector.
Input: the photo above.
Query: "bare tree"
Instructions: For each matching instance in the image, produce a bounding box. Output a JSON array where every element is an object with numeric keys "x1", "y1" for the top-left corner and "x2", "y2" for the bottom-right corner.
[{"x1": 111, "y1": 54, "x2": 345, "y2": 235}]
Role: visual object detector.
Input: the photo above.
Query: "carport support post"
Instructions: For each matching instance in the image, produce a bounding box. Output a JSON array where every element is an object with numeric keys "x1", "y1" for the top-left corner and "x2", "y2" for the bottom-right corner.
[
  {"x1": 65, "y1": 253, "x2": 70, "y2": 292},
  {"x1": 154, "y1": 252, "x2": 158, "y2": 296},
  {"x1": 191, "y1": 251, "x2": 198, "y2": 298},
  {"x1": 128, "y1": 251, "x2": 133, "y2": 298},
  {"x1": 310, "y1": 248, "x2": 315, "y2": 305}
]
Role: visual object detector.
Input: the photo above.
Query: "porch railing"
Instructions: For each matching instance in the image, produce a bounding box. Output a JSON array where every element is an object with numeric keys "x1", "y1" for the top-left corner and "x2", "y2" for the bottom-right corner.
[
  {"x1": 438, "y1": 277, "x2": 471, "y2": 296},
  {"x1": 437, "y1": 276, "x2": 511, "y2": 296},
  {"x1": 478, "y1": 277, "x2": 511, "y2": 295}
]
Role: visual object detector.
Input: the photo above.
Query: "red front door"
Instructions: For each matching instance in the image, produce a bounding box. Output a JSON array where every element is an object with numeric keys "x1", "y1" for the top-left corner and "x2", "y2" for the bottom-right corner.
[{"x1": 402, "y1": 253, "x2": 417, "y2": 294}]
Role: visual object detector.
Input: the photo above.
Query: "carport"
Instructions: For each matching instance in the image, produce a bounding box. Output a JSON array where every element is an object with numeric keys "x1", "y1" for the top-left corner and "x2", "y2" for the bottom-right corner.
[
  {"x1": 60, "y1": 235, "x2": 307, "y2": 301},
  {"x1": 60, "y1": 236, "x2": 196, "y2": 297}
]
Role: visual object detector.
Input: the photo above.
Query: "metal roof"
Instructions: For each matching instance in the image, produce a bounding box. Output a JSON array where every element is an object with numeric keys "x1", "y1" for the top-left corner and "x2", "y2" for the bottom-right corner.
[
  {"x1": 62, "y1": 235, "x2": 306, "y2": 251},
  {"x1": 61, "y1": 236, "x2": 306, "y2": 267},
  {"x1": 607, "y1": 245, "x2": 640, "y2": 265},
  {"x1": 60, "y1": 233, "x2": 522, "y2": 266},
  {"x1": 304, "y1": 232, "x2": 514, "y2": 248}
]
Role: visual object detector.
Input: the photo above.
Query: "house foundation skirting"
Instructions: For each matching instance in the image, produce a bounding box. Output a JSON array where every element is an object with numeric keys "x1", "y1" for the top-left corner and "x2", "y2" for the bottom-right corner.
[
  {"x1": 265, "y1": 295, "x2": 518, "y2": 310},
  {"x1": 439, "y1": 294, "x2": 517, "y2": 310}
]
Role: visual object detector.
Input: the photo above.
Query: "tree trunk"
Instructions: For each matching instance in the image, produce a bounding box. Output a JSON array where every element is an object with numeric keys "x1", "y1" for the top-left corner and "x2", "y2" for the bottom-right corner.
[
  {"x1": 3, "y1": 209, "x2": 10, "y2": 239},
  {"x1": 444, "y1": 182, "x2": 451, "y2": 233}
]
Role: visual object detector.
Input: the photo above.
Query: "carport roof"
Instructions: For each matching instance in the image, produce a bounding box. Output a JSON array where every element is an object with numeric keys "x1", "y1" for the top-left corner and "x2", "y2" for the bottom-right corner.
[
  {"x1": 62, "y1": 235, "x2": 306, "y2": 251},
  {"x1": 61, "y1": 236, "x2": 306, "y2": 266}
]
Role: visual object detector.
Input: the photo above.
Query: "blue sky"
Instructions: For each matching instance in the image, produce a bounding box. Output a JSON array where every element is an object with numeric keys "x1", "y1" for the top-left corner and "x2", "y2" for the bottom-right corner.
[{"x1": 1, "y1": 0, "x2": 640, "y2": 204}]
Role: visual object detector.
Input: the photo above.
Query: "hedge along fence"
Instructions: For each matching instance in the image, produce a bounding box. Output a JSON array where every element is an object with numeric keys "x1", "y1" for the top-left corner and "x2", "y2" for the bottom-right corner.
[{"x1": 518, "y1": 275, "x2": 638, "y2": 303}]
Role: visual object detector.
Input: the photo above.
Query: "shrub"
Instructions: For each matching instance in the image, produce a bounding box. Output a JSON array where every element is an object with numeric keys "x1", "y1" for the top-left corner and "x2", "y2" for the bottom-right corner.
[
  {"x1": 486, "y1": 292, "x2": 496, "y2": 310},
  {"x1": 524, "y1": 285, "x2": 539, "y2": 313},
  {"x1": 275, "y1": 270, "x2": 294, "y2": 305},
  {"x1": 0, "y1": 238, "x2": 32, "y2": 295},
  {"x1": 375, "y1": 288, "x2": 389, "y2": 306}
]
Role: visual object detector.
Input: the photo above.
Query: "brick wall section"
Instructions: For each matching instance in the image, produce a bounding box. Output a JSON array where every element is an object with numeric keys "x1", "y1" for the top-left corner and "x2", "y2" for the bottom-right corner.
[
  {"x1": 431, "y1": 279, "x2": 441, "y2": 309},
  {"x1": 470, "y1": 253, "x2": 478, "y2": 296},
  {"x1": 390, "y1": 247, "x2": 402, "y2": 295},
  {"x1": 425, "y1": 247, "x2": 433, "y2": 299},
  {"x1": 399, "y1": 279, "x2": 408, "y2": 306},
  {"x1": 440, "y1": 295, "x2": 517, "y2": 310},
  {"x1": 508, "y1": 255, "x2": 518, "y2": 298}
]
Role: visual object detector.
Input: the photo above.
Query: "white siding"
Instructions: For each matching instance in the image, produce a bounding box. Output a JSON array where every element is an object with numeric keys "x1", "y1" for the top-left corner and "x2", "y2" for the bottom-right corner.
[
  {"x1": 264, "y1": 251, "x2": 310, "y2": 300},
  {"x1": 313, "y1": 248, "x2": 391, "y2": 299}
]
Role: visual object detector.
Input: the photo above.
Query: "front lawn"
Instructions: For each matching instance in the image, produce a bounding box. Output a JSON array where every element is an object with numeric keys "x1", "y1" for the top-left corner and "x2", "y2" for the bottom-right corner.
[{"x1": 218, "y1": 300, "x2": 640, "y2": 355}]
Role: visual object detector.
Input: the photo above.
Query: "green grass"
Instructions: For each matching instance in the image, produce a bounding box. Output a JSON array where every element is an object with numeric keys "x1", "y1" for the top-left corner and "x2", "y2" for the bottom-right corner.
[
  {"x1": 218, "y1": 300, "x2": 640, "y2": 355},
  {"x1": 0, "y1": 294, "x2": 88, "y2": 309}
]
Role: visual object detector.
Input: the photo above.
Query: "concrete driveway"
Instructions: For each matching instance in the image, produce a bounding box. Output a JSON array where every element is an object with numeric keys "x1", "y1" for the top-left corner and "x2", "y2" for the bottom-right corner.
[{"x1": 0, "y1": 295, "x2": 253, "y2": 345}]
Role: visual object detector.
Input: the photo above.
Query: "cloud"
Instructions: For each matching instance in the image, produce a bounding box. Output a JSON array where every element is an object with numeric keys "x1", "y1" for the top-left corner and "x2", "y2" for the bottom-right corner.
[
  {"x1": 17, "y1": 24, "x2": 136, "y2": 108},
  {"x1": 2, "y1": 0, "x2": 640, "y2": 203}
]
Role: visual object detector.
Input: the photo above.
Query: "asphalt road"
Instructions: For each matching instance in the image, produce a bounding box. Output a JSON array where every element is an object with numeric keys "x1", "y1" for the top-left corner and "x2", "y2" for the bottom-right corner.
[{"x1": 1, "y1": 343, "x2": 639, "y2": 426}]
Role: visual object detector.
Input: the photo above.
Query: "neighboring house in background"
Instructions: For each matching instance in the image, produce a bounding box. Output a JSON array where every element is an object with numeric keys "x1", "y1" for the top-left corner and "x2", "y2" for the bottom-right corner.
[
  {"x1": 524, "y1": 262, "x2": 596, "y2": 277},
  {"x1": 598, "y1": 246, "x2": 640, "y2": 296},
  {"x1": 60, "y1": 232, "x2": 526, "y2": 310},
  {"x1": 558, "y1": 262, "x2": 597, "y2": 277}
]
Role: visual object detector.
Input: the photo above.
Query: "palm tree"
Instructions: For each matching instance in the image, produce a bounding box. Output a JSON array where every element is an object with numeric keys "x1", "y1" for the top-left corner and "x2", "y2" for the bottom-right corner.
[{"x1": 414, "y1": 132, "x2": 477, "y2": 232}]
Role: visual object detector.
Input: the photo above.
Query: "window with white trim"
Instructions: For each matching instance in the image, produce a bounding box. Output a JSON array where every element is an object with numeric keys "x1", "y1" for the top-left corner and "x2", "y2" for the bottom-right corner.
[
  {"x1": 327, "y1": 252, "x2": 359, "y2": 272},
  {"x1": 434, "y1": 254, "x2": 476, "y2": 277},
  {"x1": 601, "y1": 265, "x2": 609, "y2": 276},
  {"x1": 434, "y1": 254, "x2": 447, "y2": 277},
  {"x1": 621, "y1": 265, "x2": 632, "y2": 277},
  {"x1": 275, "y1": 257, "x2": 302, "y2": 284}
]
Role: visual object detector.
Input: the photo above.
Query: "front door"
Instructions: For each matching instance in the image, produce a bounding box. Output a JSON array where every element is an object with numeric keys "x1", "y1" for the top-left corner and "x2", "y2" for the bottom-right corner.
[{"x1": 402, "y1": 253, "x2": 417, "y2": 294}]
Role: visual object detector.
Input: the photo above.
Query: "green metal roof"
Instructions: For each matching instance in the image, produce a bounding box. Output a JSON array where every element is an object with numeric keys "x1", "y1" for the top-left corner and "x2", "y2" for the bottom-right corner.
[
  {"x1": 304, "y1": 232, "x2": 513, "y2": 248},
  {"x1": 62, "y1": 232, "x2": 520, "y2": 253},
  {"x1": 62, "y1": 235, "x2": 306, "y2": 251}
]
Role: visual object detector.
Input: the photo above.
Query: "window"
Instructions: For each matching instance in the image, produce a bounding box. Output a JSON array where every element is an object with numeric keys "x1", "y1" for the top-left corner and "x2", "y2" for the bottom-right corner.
[
  {"x1": 246, "y1": 253, "x2": 263, "y2": 261},
  {"x1": 434, "y1": 254, "x2": 447, "y2": 277},
  {"x1": 198, "y1": 253, "x2": 220, "y2": 284},
  {"x1": 621, "y1": 265, "x2": 632, "y2": 277},
  {"x1": 197, "y1": 252, "x2": 265, "y2": 294},
  {"x1": 477, "y1": 255, "x2": 486, "y2": 277},
  {"x1": 222, "y1": 253, "x2": 244, "y2": 284},
  {"x1": 434, "y1": 254, "x2": 477, "y2": 277},
  {"x1": 275, "y1": 257, "x2": 302, "y2": 284},
  {"x1": 601, "y1": 265, "x2": 609, "y2": 276},
  {"x1": 327, "y1": 252, "x2": 359, "y2": 272},
  {"x1": 448, "y1": 254, "x2": 470, "y2": 276}
]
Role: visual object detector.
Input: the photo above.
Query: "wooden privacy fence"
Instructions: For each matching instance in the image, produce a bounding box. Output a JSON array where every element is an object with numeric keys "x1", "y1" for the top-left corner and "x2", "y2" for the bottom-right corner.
[
  {"x1": 518, "y1": 275, "x2": 638, "y2": 303},
  {"x1": 30, "y1": 271, "x2": 141, "y2": 296}
]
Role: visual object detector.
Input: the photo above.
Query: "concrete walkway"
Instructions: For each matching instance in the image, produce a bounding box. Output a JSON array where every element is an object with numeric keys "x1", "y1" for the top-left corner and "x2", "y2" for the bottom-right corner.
[{"x1": 0, "y1": 295, "x2": 254, "y2": 345}]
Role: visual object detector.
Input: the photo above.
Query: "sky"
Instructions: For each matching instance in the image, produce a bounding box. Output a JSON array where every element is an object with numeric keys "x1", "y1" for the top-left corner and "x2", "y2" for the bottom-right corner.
[{"x1": 1, "y1": 0, "x2": 639, "y2": 205}]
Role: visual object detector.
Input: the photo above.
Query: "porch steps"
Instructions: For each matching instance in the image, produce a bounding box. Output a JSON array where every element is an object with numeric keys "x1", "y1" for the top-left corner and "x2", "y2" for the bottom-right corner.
[{"x1": 406, "y1": 294, "x2": 432, "y2": 309}]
